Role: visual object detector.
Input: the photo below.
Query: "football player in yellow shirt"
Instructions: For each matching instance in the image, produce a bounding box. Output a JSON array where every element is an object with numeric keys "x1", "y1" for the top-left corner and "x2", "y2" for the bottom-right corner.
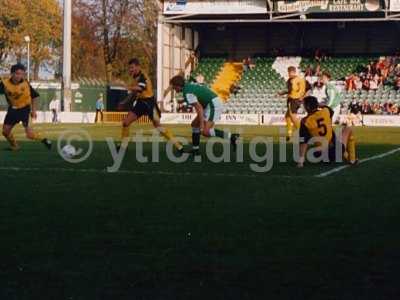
[
  {"x1": 117, "y1": 58, "x2": 183, "y2": 152},
  {"x1": 297, "y1": 96, "x2": 358, "y2": 168},
  {"x1": 0, "y1": 64, "x2": 51, "y2": 151},
  {"x1": 279, "y1": 66, "x2": 308, "y2": 141}
]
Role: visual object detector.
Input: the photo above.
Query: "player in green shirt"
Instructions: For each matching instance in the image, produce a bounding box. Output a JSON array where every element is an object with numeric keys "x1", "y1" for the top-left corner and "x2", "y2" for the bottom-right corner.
[
  {"x1": 170, "y1": 75, "x2": 239, "y2": 155},
  {"x1": 321, "y1": 71, "x2": 342, "y2": 124}
]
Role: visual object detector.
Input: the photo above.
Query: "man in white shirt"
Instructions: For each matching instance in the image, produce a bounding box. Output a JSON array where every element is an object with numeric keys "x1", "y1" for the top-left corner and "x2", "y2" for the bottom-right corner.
[{"x1": 49, "y1": 97, "x2": 61, "y2": 123}]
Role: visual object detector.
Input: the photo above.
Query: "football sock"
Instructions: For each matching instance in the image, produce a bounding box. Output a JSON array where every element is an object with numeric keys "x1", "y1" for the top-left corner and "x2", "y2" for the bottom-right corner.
[
  {"x1": 157, "y1": 127, "x2": 183, "y2": 150},
  {"x1": 121, "y1": 126, "x2": 130, "y2": 140},
  {"x1": 192, "y1": 128, "x2": 201, "y2": 150},
  {"x1": 210, "y1": 128, "x2": 231, "y2": 139},
  {"x1": 347, "y1": 133, "x2": 357, "y2": 163},
  {"x1": 285, "y1": 116, "x2": 293, "y2": 137},
  {"x1": 5, "y1": 133, "x2": 18, "y2": 149},
  {"x1": 29, "y1": 132, "x2": 42, "y2": 141}
]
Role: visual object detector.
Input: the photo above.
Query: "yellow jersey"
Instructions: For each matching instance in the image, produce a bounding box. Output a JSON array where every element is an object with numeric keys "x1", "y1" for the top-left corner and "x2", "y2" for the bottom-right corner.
[
  {"x1": 0, "y1": 78, "x2": 39, "y2": 109},
  {"x1": 287, "y1": 76, "x2": 306, "y2": 100},
  {"x1": 132, "y1": 71, "x2": 154, "y2": 100},
  {"x1": 300, "y1": 106, "x2": 334, "y2": 146}
]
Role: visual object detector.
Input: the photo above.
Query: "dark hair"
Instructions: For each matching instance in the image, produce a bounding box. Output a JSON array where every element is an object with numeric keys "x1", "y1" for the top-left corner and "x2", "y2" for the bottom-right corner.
[
  {"x1": 322, "y1": 71, "x2": 331, "y2": 79},
  {"x1": 170, "y1": 75, "x2": 185, "y2": 87},
  {"x1": 129, "y1": 58, "x2": 140, "y2": 66},
  {"x1": 303, "y1": 96, "x2": 319, "y2": 112},
  {"x1": 11, "y1": 63, "x2": 26, "y2": 73},
  {"x1": 288, "y1": 66, "x2": 296, "y2": 72}
]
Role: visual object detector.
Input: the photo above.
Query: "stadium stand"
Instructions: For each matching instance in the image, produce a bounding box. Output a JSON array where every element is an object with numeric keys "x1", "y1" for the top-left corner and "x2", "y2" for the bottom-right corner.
[
  {"x1": 190, "y1": 55, "x2": 400, "y2": 115},
  {"x1": 190, "y1": 57, "x2": 225, "y2": 86}
]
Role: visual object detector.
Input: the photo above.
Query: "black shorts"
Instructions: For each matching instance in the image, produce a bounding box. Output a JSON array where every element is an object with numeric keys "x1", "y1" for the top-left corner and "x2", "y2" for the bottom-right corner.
[
  {"x1": 315, "y1": 133, "x2": 346, "y2": 163},
  {"x1": 287, "y1": 98, "x2": 302, "y2": 114},
  {"x1": 4, "y1": 106, "x2": 31, "y2": 127},
  {"x1": 130, "y1": 98, "x2": 161, "y2": 121}
]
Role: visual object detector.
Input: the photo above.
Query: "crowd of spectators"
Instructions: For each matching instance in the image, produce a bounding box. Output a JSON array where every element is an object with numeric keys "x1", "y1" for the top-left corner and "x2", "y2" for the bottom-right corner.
[{"x1": 345, "y1": 55, "x2": 400, "y2": 92}]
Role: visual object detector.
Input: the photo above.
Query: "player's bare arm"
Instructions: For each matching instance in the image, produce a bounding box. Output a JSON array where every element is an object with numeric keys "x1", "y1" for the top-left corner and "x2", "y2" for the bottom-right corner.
[
  {"x1": 297, "y1": 143, "x2": 308, "y2": 168},
  {"x1": 31, "y1": 97, "x2": 39, "y2": 120}
]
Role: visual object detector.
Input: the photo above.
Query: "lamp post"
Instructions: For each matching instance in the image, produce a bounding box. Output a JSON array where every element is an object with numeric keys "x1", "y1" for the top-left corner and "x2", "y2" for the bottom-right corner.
[{"x1": 24, "y1": 36, "x2": 31, "y2": 81}]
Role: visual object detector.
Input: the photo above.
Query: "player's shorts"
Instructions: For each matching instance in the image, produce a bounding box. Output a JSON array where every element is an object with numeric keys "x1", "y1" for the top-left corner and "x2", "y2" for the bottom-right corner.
[
  {"x1": 314, "y1": 134, "x2": 346, "y2": 162},
  {"x1": 4, "y1": 105, "x2": 31, "y2": 127},
  {"x1": 287, "y1": 98, "x2": 302, "y2": 114},
  {"x1": 130, "y1": 97, "x2": 161, "y2": 121},
  {"x1": 204, "y1": 97, "x2": 223, "y2": 122}
]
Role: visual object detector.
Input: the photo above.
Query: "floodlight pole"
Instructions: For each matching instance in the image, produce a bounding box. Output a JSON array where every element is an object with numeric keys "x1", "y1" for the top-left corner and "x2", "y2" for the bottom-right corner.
[
  {"x1": 24, "y1": 36, "x2": 31, "y2": 81},
  {"x1": 63, "y1": 0, "x2": 72, "y2": 112}
]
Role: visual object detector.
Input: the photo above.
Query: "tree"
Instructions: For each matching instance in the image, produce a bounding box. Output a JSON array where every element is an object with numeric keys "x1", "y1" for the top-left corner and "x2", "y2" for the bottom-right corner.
[
  {"x1": 72, "y1": 0, "x2": 106, "y2": 79},
  {"x1": 0, "y1": 0, "x2": 26, "y2": 66},
  {"x1": 75, "y1": 0, "x2": 159, "y2": 84},
  {"x1": 0, "y1": 0, "x2": 61, "y2": 79}
]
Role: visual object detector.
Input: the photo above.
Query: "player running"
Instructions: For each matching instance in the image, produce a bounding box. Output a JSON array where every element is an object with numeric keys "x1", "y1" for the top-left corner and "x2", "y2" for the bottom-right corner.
[
  {"x1": 0, "y1": 63, "x2": 51, "y2": 151},
  {"x1": 279, "y1": 66, "x2": 308, "y2": 141},
  {"x1": 297, "y1": 96, "x2": 358, "y2": 168},
  {"x1": 170, "y1": 75, "x2": 239, "y2": 155},
  {"x1": 320, "y1": 71, "x2": 342, "y2": 124},
  {"x1": 117, "y1": 58, "x2": 183, "y2": 151}
]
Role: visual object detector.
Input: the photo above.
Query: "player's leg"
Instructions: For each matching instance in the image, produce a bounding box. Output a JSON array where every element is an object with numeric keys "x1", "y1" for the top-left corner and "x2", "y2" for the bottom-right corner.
[
  {"x1": 121, "y1": 111, "x2": 138, "y2": 141},
  {"x1": 2, "y1": 123, "x2": 18, "y2": 150},
  {"x1": 24, "y1": 125, "x2": 52, "y2": 149},
  {"x1": 341, "y1": 126, "x2": 357, "y2": 164},
  {"x1": 2, "y1": 108, "x2": 20, "y2": 150},
  {"x1": 22, "y1": 106, "x2": 51, "y2": 149},
  {"x1": 284, "y1": 104, "x2": 293, "y2": 140},
  {"x1": 332, "y1": 105, "x2": 341, "y2": 124},
  {"x1": 191, "y1": 116, "x2": 201, "y2": 153},
  {"x1": 202, "y1": 99, "x2": 239, "y2": 150},
  {"x1": 151, "y1": 103, "x2": 183, "y2": 151},
  {"x1": 288, "y1": 100, "x2": 301, "y2": 129}
]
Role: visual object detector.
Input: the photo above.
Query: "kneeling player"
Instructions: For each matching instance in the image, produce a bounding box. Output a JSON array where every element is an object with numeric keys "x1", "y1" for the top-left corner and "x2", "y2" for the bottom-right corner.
[
  {"x1": 0, "y1": 64, "x2": 51, "y2": 151},
  {"x1": 170, "y1": 75, "x2": 239, "y2": 155},
  {"x1": 297, "y1": 96, "x2": 357, "y2": 168}
]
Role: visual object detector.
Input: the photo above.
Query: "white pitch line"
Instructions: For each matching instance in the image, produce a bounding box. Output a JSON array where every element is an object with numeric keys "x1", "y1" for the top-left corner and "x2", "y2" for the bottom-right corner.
[
  {"x1": 315, "y1": 147, "x2": 400, "y2": 178},
  {"x1": 0, "y1": 166, "x2": 303, "y2": 179}
]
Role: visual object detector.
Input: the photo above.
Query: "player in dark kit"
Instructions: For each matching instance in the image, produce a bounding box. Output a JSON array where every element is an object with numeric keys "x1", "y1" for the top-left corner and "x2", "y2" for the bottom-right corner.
[
  {"x1": 297, "y1": 96, "x2": 358, "y2": 168},
  {"x1": 118, "y1": 58, "x2": 183, "y2": 151},
  {"x1": 0, "y1": 63, "x2": 51, "y2": 151}
]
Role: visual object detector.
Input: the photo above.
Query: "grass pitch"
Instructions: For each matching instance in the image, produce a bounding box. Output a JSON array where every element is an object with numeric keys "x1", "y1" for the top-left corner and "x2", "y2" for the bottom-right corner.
[{"x1": 1, "y1": 124, "x2": 400, "y2": 299}]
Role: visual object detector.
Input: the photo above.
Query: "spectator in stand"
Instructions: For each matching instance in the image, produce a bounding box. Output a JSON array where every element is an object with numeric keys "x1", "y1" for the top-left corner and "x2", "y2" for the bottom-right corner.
[
  {"x1": 362, "y1": 76, "x2": 371, "y2": 90},
  {"x1": 372, "y1": 101, "x2": 383, "y2": 114},
  {"x1": 314, "y1": 48, "x2": 325, "y2": 63},
  {"x1": 230, "y1": 83, "x2": 241, "y2": 96},
  {"x1": 369, "y1": 74, "x2": 380, "y2": 91},
  {"x1": 392, "y1": 103, "x2": 399, "y2": 114},
  {"x1": 243, "y1": 57, "x2": 250, "y2": 72},
  {"x1": 354, "y1": 75, "x2": 363, "y2": 90},
  {"x1": 394, "y1": 64, "x2": 400, "y2": 76},
  {"x1": 304, "y1": 65, "x2": 313, "y2": 77},
  {"x1": 312, "y1": 80, "x2": 326, "y2": 104},
  {"x1": 347, "y1": 99, "x2": 363, "y2": 126},
  {"x1": 361, "y1": 100, "x2": 373, "y2": 115},
  {"x1": 314, "y1": 64, "x2": 322, "y2": 77},
  {"x1": 394, "y1": 76, "x2": 400, "y2": 90},
  {"x1": 383, "y1": 101, "x2": 396, "y2": 115},
  {"x1": 346, "y1": 74, "x2": 357, "y2": 91}
]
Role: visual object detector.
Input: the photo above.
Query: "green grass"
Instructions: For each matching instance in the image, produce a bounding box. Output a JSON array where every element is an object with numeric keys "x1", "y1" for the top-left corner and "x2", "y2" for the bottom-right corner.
[{"x1": 1, "y1": 124, "x2": 400, "y2": 299}]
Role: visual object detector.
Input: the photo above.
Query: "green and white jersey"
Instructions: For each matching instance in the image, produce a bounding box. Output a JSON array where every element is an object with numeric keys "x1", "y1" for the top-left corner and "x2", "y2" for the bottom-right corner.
[
  {"x1": 182, "y1": 83, "x2": 218, "y2": 108},
  {"x1": 325, "y1": 82, "x2": 342, "y2": 109}
]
